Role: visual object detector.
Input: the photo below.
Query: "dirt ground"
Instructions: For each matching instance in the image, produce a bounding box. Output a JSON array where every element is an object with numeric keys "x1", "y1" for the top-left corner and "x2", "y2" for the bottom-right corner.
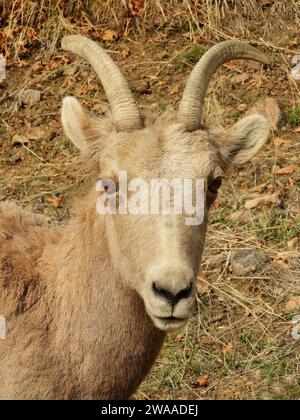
[{"x1": 0, "y1": 1, "x2": 300, "y2": 400}]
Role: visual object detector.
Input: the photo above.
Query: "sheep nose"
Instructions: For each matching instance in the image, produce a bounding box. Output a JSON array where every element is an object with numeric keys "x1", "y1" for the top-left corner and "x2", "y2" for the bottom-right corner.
[{"x1": 152, "y1": 282, "x2": 193, "y2": 306}]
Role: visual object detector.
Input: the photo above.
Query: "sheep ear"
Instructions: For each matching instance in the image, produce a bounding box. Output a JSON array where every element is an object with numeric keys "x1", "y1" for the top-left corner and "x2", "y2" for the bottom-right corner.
[
  {"x1": 61, "y1": 96, "x2": 90, "y2": 150},
  {"x1": 222, "y1": 114, "x2": 270, "y2": 166}
]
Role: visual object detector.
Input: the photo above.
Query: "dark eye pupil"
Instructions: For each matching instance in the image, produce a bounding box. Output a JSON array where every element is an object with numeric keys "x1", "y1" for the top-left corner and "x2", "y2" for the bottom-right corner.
[
  {"x1": 209, "y1": 176, "x2": 222, "y2": 194},
  {"x1": 98, "y1": 178, "x2": 117, "y2": 194}
]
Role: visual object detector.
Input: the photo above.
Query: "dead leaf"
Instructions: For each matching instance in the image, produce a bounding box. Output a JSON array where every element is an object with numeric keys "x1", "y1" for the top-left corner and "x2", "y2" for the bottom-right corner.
[
  {"x1": 273, "y1": 165, "x2": 297, "y2": 175},
  {"x1": 289, "y1": 39, "x2": 299, "y2": 47},
  {"x1": 128, "y1": 0, "x2": 144, "y2": 16},
  {"x1": 286, "y1": 296, "x2": 300, "y2": 311},
  {"x1": 120, "y1": 48, "x2": 131, "y2": 58},
  {"x1": 222, "y1": 342, "x2": 234, "y2": 354},
  {"x1": 192, "y1": 374, "x2": 209, "y2": 388},
  {"x1": 271, "y1": 255, "x2": 289, "y2": 269},
  {"x1": 224, "y1": 60, "x2": 238, "y2": 69},
  {"x1": 273, "y1": 137, "x2": 290, "y2": 147},
  {"x1": 196, "y1": 274, "x2": 212, "y2": 295},
  {"x1": 101, "y1": 30, "x2": 118, "y2": 42},
  {"x1": 32, "y1": 62, "x2": 44, "y2": 73},
  {"x1": 76, "y1": 86, "x2": 89, "y2": 96},
  {"x1": 17, "y1": 39, "x2": 28, "y2": 54},
  {"x1": 27, "y1": 27, "x2": 37, "y2": 40},
  {"x1": 14, "y1": 60, "x2": 30, "y2": 68},
  {"x1": 205, "y1": 253, "x2": 227, "y2": 268},
  {"x1": 169, "y1": 84, "x2": 180, "y2": 95},
  {"x1": 47, "y1": 196, "x2": 64, "y2": 208}
]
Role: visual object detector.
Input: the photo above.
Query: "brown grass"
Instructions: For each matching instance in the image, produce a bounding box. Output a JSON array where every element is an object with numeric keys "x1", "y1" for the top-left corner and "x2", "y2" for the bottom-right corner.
[{"x1": 2, "y1": 1, "x2": 300, "y2": 60}]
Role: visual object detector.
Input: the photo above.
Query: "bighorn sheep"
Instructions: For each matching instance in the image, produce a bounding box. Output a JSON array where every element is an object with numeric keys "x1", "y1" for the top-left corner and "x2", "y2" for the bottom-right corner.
[{"x1": 0, "y1": 36, "x2": 271, "y2": 399}]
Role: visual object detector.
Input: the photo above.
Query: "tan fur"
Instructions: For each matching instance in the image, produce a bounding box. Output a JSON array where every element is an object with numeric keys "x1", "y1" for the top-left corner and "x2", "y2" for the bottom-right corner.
[{"x1": 0, "y1": 106, "x2": 270, "y2": 399}]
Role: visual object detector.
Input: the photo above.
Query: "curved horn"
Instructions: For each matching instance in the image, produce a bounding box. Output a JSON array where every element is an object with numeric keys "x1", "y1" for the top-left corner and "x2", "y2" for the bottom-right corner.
[
  {"x1": 177, "y1": 40, "x2": 271, "y2": 132},
  {"x1": 61, "y1": 35, "x2": 143, "y2": 132}
]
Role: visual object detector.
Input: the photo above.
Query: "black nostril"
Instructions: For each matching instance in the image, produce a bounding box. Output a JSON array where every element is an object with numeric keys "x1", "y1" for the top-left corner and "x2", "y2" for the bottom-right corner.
[
  {"x1": 152, "y1": 283, "x2": 172, "y2": 301},
  {"x1": 175, "y1": 282, "x2": 193, "y2": 301},
  {"x1": 152, "y1": 282, "x2": 193, "y2": 306}
]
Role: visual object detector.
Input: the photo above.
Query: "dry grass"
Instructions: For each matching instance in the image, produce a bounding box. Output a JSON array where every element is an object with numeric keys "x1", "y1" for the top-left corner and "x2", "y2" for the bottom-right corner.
[
  {"x1": 0, "y1": 0, "x2": 300, "y2": 400},
  {"x1": 2, "y1": 1, "x2": 300, "y2": 60}
]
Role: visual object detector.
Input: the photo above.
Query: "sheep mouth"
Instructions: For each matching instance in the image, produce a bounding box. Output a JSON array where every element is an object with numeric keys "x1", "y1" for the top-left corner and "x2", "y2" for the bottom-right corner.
[
  {"x1": 151, "y1": 315, "x2": 188, "y2": 332},
  {"x1": 157, "y1": 316, "x2": 183, "y2": 322}
]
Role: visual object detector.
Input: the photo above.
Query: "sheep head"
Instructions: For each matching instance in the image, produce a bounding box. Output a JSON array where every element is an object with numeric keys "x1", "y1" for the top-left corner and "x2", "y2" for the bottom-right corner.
[{"x1": 61, "y1": 36, "x2": 270, "y2": 332}]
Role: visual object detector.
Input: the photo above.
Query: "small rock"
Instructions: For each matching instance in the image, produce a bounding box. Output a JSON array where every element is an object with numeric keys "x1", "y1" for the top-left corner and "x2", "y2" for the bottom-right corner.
[
  {"x1": 273, "y1": 165, "x2": 297, "y2": 175},
  {"x1": 231, "y1": 249, "x2": 268, "y2": 276},
  {"x1": 246, "y1": 97, "x2": 285, "y2": 131},
  {"x1": 231, "y1": 73, "x2": 249, "y2": 85},
  {"x1": 237, "y1": 103, "x2": 248, "y2": 112},
  {"x1": 10, "y1": 154, "x2": 22, "y2": 164},
  {"x1": 273, "y1": 287, "x2": 284, "y2": 297},
  {"x1": 63, "y1": 66, "x2": 77, "y2": 76},
  {"x1": 132, "y1": 80, "x2": 152, "y2": 95},
  {"x1": 47, "y1": 130, "x2": 57, "y2": 141},
  {"x1": 0, "y1": 55, "x2": 5, "y2": 83},
  {"x1": 288, "y1": 238, "x2": 300, "y2": 251},
  {"x1": 249, "y1": 369, "x2": 263, "y2": 382},
  {"x1": 289, "y1": 57, "x2": 300, "y2": 80},
  {"x1": 229, "y1": 209, "x2": 252, "y2": 223},
  {"x1": 19, "y1": 89, "x2": 41, "y2": 106},
  {"x1": 272, "y1": 383, "x2": 286, "y2": 396},
  {"x1": 285, "y1": 374, "x2": 299, "y2": 386},
  {"x1": 244, "y1": 193, "x2": 279, "y2": 210},
  {"x1": 24, "y1": 127, "x2": 45, "y2": 140},
  {"x1": 289, "y1": 205, "x2": 300, "y2": 216},
  {"x1": 292, "y1": 54, "x2": 300, "y2": 65},
  {"x1": 246, "y1": 61, "x2": 262, "y2": 70},
  {"x1": 11, "y1": 134, "x2": 28, "y2": 146},
  {"x1": 210, "y1": 312, "x2": 225, "y2": 323},
  {"x1": 286, "y1": 296, "x2": 300, "y2": 311}
]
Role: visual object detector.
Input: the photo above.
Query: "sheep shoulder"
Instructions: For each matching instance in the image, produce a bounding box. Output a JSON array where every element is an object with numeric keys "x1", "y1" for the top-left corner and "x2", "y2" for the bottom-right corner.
[{"x1": 0, "y1": 201, "x2": 58, "y2": 317}]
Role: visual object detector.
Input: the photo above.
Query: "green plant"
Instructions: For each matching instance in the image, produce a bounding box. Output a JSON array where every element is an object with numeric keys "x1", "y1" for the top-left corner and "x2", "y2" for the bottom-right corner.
[
  {"x1": 175, "y1": 44, "x2": 207, "y2": 72},
  {"x1": 289, "y1": 105, "x2": 300, "y2": 126}
]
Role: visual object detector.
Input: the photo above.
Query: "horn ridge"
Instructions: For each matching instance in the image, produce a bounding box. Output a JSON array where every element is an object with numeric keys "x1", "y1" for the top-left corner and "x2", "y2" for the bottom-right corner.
[
  {"x1": 62, "y1": 35, "x2": 143, "y2": 132},
  {"x1": 177, "y1": 40, "x2": 271, "y2": 132}
]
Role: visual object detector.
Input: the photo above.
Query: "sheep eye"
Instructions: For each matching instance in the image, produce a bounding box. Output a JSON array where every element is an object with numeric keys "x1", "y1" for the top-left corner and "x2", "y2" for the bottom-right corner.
[
  {"x1": 97, "y1": 178, "x2": 118, "y2": 194},
  {"x1": 208, "y1": 176, "x2": 222, "y2": 194}
]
